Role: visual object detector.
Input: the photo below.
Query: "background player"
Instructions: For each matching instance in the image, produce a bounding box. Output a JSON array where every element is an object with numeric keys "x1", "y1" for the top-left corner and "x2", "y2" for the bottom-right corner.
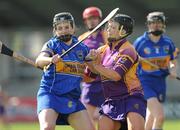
[
  {"x1": 133, "y1": 12, "x2": 178, "y2": 130},
  {"x1": 79, "y1": 6, "x2": 106, "y2": 126}
]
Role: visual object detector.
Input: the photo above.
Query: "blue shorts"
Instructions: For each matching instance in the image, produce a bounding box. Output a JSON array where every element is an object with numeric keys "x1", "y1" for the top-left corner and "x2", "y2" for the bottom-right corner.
[
  {"x1": 140, "y1": 76, "x2": 166, "y2": 102},
  {"x1": 81, "y1": 82, "x2": 105, "y2": 107},
  {"x1": 37, "y1": 87, "x2": 86, "y2": 125},
  {"x1": 100, "y1": 94, "x2": 147, "y2": 122}
]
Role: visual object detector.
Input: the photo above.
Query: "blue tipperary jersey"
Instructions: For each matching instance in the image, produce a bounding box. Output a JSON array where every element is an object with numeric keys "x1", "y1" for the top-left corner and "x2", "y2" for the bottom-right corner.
[
  {"x1": 40, "y1": 36, "x2": 89, "y2": 95},
  {"x1": 133, "y1": 32, "x2": 176, "y2": 77}
]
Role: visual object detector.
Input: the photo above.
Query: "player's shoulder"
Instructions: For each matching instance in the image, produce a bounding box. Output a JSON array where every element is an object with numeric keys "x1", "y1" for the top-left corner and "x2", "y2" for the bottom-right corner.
[
  {"x1": 120, "y1": 40, "x2": 138, "y2": 59},
  {"x1": 45, "y1": 36, "x2": 59, "y2": 44},
  {"x1": 72, "y1": 36, "x2": 89, "y2": 53},
  {"x1": 161, "y1": 35, "x2": 176, "y2": 50},
  {"x1": 41, "y1": 37, "x2": 54, "y2": 48},
  {"x1": 79, "y1": 41, "x2": 89, "y2": 51},
  {"x1": 72, "y1": 35, "x2": 78, "y2": 43},
  {"x1": 40, "y1": 37, "x2": 59, "y2": 52},
  {"x1": 78, "y1": 32, "x2": 90, "y2": 41},
  {"x1": 162, "y1": 34, "x2": 174, "y2": 43},
  {"x1": 133, "y1": 32, "x2": 149, "y2": 51},
  {"x1": 100, "y1": 30, "x2": 107, "y2": 37},
  {"x1": 73, "y1": 36, "x2": 86, "y2": 47},
  {"x1": 123, "y1": 40, "x2": 136, "y2": 51},
  {"x1": 134, "y1": 32, "x2": 147, "y2": 44},
  {"x1": 120, "y1": 40, "x2": 133, "y2": 49}
]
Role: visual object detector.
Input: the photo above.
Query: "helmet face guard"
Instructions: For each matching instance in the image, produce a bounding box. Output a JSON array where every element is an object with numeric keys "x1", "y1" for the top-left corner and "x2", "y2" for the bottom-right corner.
[
  {"x1": 147, "y1": 12, "x2": 165, "y2": 24},
  {"x1": 53, "y1": 12, "x2": 75, "y2": 42},
  {"x1": 53, "y1": 12, "x2": 75, "y2": 28},
  {"x1": 146, "y1": 12, "x2": 166, "y2": 36}
]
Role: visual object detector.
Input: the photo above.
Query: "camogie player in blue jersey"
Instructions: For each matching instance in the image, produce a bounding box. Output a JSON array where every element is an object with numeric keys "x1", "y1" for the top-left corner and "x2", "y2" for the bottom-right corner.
[
  {"x1": 36, "y1": 12, "x2": 95, "y2": 130},
  {"x1": 133, "y1": 12, "x2": 178, "y2": 130}
]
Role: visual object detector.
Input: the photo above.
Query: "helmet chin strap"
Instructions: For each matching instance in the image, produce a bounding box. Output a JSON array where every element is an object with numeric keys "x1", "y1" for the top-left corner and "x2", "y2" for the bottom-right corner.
[
  {"x1": 149, "y1": 30, "x2": 163, "y2": 36},
  {"x1": 148, "y1": 24, "x2": 166, "y2": 36},
  {"x1": 148, "y1": 28, "x2": 165, "y2": 36},
  {"x1": 119, "y1": 25, "x2": 128, "y2": 39},
  {"x1": 107, "y1": 25, "x2": 128, "y2": 43}
]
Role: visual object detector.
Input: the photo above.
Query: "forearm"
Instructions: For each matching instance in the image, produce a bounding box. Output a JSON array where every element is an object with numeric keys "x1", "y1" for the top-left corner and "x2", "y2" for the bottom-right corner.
[
  {"x1": 85, "y1": 62, "x2": 99, "y2": 74},
  {"x1": 36, "y1": 56, "x2": 52, "y2": 68},
  {"x1": 94, "y1": 64, "x2": 121, "y2": 81}
]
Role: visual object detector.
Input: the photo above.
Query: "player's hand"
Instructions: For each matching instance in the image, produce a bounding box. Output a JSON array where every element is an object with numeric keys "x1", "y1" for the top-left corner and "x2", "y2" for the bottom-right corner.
[
  {"x1": 85, "y1": 49, "x2": 97, "y2": 61},
  {"x1": 95, "y1": 51, "x2": 101, "y2": 65},
  {"x1": 51, "y1": 54, "x2": 62, "y2": 64},
  {"x1": 168, "y1": 62, "x2": 177, "y2": 79},
  {"x1": 85, "y1": 49, "x2": 100, "y2": 63}
]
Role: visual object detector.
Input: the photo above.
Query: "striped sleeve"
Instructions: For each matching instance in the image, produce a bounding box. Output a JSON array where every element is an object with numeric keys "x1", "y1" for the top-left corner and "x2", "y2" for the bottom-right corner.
[{"x1": 113, "y1": 48, "x2": 137, "y2": 77}]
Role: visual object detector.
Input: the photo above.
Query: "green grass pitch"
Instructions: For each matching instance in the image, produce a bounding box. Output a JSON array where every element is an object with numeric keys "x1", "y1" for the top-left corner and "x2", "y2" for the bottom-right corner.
[{"x1": 7, "y1": 120, "x2": 180, "y2": 130}]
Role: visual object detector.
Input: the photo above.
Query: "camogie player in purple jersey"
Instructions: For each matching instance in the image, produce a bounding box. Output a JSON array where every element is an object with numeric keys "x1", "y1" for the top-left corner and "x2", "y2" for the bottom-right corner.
[
  {"x1": 79, "y1": 6, "x2": 106, "y2": 126},
  {"x1": 85, "y1": 14, "x2": 147, "y2": 130}
]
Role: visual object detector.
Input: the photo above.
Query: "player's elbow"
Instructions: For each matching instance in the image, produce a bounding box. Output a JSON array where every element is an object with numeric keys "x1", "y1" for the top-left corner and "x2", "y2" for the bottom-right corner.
[
  {"x1": 82, "y1": 75, "x2": 95, "y2": 82},
  {"x1": 35, "y1": 57, "x2": 44, "y2": 68},
  {"x1": 35, "y1": 58, "x2": 41, "y2": 68}
]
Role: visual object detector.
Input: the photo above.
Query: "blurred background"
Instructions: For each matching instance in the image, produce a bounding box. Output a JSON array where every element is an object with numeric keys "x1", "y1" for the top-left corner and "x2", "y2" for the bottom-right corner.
[{"x1": 0, "y1": 0, "x2": 180, "y2": 128}]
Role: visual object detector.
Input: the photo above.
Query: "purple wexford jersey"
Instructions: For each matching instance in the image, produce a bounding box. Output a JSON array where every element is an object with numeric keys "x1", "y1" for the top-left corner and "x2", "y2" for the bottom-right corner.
[
  {"x1": 79, "y1": 30, "x2": 106, "y2": 87},
  {"x1": 79, "y1": 30, "x2": 106, "y2": 49},
  {"x1": 98, "y1": 39, "x2": 143, "y2": 99},
  {"x1": 79, "y1": 30, "x2": 106, "y2": 107}
]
